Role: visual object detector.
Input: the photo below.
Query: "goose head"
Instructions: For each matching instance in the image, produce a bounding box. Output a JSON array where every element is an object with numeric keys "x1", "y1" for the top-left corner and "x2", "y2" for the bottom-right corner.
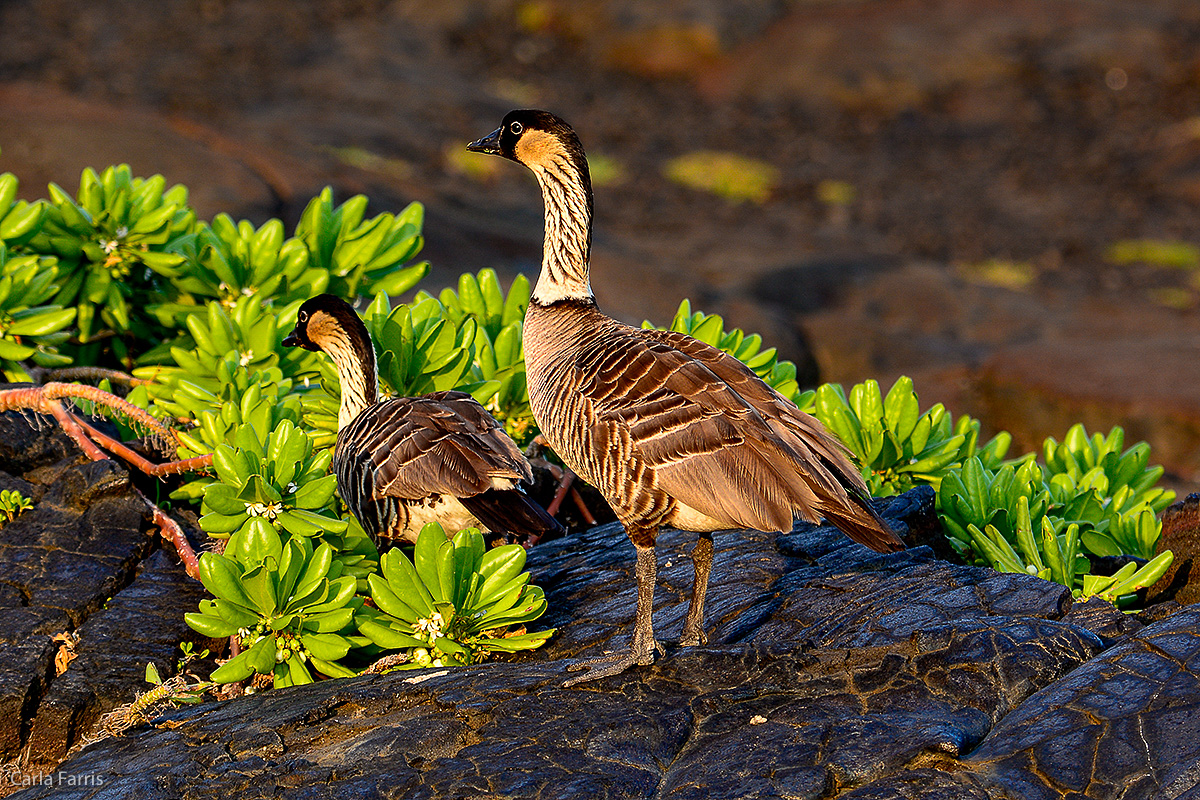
[
  {"x1": 283, "y1": 294, "x2": 368, "y2": 353},
  {"x1": 283, "y1": 294, "x2": 378, "y2": 427},
  {"x1": 467, "y1": 110, "x2": 589, "y2": 178}
]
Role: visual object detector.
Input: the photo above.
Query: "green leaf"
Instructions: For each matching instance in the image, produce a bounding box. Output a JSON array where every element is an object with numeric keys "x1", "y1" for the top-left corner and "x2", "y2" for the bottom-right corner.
[
  {"x1": 300, "y1": 632, "x2": 352, "y2": 662},
  {"x1": 246, "y1": 634, "x2": 278, "y2": 675},
  {"x1": 209, "y1": 649, "x2": 255, "y2": 684},
  {"x1": 197, "y1": 553, "x2": 253, "y2": 607},
  {"x1": 6, "y1": 307, "x2": 76, "y2": 337},
  {"x1": 477, "y1": 544, "x2": 528, "y2": 603},
  {"x1": 236, "y1": 517, "x2": 283, "y2": 568},
  {"x1": 413, "y1": 523, "x2": 445, "y2": 598},
  {"x1": 379, "y1": 548, "x2": 435, "y2": 617},
  {"x1": 357, "y1": 618, "x2": 425, "y2": 650},
  {"x1": 368, "y1": 573, "x2": 420, "y2": 622},
  {"x1": 185, "y1": 610, "x2": 239, "y2": 639},
  {"x1": 435, "y1": 538, "x2": 457, "y2": 604}
]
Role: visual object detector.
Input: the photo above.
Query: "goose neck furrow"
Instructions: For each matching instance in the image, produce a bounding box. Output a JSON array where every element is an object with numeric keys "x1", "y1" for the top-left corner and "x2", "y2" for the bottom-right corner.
[{"x1": 322, "y1": 328, "x2": 378, "y2": 431}]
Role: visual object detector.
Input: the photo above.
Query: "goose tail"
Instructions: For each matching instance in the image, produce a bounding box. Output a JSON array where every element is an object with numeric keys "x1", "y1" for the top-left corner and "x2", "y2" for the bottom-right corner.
[{"x1": 461, "y1": 488, "x2": 566, "y2": 547}]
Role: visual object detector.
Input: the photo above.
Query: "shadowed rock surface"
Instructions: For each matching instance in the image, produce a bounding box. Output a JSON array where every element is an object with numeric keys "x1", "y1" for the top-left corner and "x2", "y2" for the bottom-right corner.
[
  {"x1": 2, "y1": 0, "x2": 1200, "y2": 494},
  {"x1": 7, "y1": 486, "x2": 1195, "y2": 799},
  {"x1": 0, "y1": 412, "x2": 206, "y2": 768}
]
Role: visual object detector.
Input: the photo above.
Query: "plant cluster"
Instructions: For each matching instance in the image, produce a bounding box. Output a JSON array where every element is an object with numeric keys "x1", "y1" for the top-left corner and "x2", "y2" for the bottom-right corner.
[
  {"x1": 3, "y1": 165, "x2": 428, "y2": 369},
  {"x1": 0, "y1": 164, "x2": 555, "y2": 692},
  {"x1": 808, "y1": 377, "x2": 1010, "y2": 497},
  {"x1": 0, "y1": 488, "x2": 33, "y2": 523},
  {"x1": 935, "y1": 425, "x2": 1174, "y2": 606},
  {"x1": 358, "y1": 524, "x2": 553, "y2": 668},
  {"x1": 817, "y1": 376, "x2": 1174, "y2": 607}
]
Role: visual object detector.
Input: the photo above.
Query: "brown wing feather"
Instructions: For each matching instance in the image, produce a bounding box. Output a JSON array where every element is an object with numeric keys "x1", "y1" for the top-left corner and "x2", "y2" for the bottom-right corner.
[
  {"x1": 338, "y1": 391, "x2": 531, "y2": 501},
  {"x1": 585, "y1": 325, "x2": 902, "y2": 551}
]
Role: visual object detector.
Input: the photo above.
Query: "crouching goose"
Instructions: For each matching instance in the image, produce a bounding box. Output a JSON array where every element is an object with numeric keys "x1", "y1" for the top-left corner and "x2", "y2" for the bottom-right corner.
[
  {"x1": 468, "y1": 110, "x2": 905, "y2": 684},
  {"x1": 283, "y1": 294, "x2": 563, "y2": 548}
]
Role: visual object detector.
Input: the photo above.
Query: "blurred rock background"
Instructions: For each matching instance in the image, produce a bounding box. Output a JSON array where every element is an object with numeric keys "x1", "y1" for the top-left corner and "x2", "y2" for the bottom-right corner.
[{"x1": 1, "y1": 0, "x2": 1198, "y2": 489}]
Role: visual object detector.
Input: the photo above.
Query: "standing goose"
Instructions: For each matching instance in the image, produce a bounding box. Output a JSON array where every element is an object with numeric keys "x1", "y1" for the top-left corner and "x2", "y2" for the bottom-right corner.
[
  {"x1": 282, "y1": 294, "x2": 563, "y2": 548},
  {"x1": 468, "y1": 110, "x2": 905, "y2": 684}
]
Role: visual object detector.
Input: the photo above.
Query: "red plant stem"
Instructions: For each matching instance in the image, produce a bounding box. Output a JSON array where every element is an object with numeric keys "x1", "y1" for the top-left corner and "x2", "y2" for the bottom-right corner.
[
  {"x1": 40, "y1": 382, "x2": 177, "y2": 442},
  {"x1": 141, "y1": 489, "x2": 201, "y2": 580},
  {"x1": 38, "y1": 367, "x2": 149, "y2": 387},
  {"x1": 571, "y1": 486, "x2": 597, "y2": 526},
  {"x1": 73, "y1": 416, "x2": 213, "y2": 477},
  {"x1": 545, "y1": 467, "x2": 575, "y2": 517},
  {"x1": 45, "y1": 400, "x2": 111, "y2": 461}
]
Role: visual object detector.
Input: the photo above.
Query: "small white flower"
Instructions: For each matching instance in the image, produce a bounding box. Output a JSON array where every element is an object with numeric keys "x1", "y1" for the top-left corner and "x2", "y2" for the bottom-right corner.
[
  {"x1": 245, "y1": 501, "x2": 283, "y2": 520},
  {"x1": 413, "y1": 612, "x2": 446, "y2": 641},
  {"x1": 101, "y1": 239, "x2": 119, "y2": 254},
  {"x1": 239, "y1": 350, "x2": 254, "y2": 367}
]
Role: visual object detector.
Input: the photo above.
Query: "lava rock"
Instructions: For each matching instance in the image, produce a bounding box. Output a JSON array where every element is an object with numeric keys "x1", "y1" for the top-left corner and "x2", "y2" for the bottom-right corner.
[
  {"x1": 0, "y1": 412, "x2": 204, "y2": 766},
  {"x1": 9, "y1": 485, "x2": 1195, "y2": 799}
]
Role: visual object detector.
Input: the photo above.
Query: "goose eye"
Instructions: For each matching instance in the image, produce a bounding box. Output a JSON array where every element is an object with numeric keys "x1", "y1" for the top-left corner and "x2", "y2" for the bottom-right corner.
[{"x1": 510, "y1": 121, "x2": 523, "y2": 135}]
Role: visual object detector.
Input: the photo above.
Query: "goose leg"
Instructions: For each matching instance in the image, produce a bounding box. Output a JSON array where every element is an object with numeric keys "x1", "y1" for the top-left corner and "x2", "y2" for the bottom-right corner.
[
  {"x1": 680, "y1": 533, "x2": 713, "y2": 646},
  {"x1": 564, "y1": 541, "x2": 663, "y2": 686}
]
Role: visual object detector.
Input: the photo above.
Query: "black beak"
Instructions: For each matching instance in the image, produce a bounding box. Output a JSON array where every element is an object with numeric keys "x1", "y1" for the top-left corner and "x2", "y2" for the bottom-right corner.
[
  {"x1": 282, "y1": 332, "x2": 300, "y2": 348},
  {"x1": 467, "y1": 127, "x2": 503, "y2": 156}
]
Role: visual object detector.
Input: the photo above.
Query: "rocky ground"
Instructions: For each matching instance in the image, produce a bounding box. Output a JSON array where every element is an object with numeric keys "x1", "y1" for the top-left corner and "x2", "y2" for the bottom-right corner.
[
  {"x1": 2, "y1": 471, "x2": 1198, "y2": 799},
  {"x1": 0, "y1": 0, "x2": 1198, "y2": 484}
]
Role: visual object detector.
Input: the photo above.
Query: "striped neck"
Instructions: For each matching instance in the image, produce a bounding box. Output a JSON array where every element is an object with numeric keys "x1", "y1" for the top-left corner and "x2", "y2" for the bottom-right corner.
[
  {"x1": 528, "y1": 152, "x2": 594, "y2": 306},
  {"x1": 318, "y1": 321, "x2": 378, "y2": 430}
]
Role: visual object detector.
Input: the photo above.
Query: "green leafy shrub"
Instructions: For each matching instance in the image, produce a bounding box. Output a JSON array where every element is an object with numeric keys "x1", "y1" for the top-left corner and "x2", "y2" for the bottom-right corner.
[
  {"x1": 939, "y1": 425, "x2": 1174, "y2": 561},
  {"x1": 957, "y1": 494, "x2": 1173, "y2": 608},
  {"x1": 135, "y1": 294, "x2": 318, "y2": 378},
  {"x1": 814, "y1": 377, "x2": 1174, "y2": 609},
  {"x1": 0, "y1": 488, "x2": 33, "y2": 523},
  {"x1": 164, "y1": 215, "x2": 323, "y2": 310},
  {"x1": 0, "y1": 244, "x2": 75, "y2": 379},
  {"x1": 0, "y1": 173, "x2": 48, "y2": 249},
  {"x1": 197, "y1": 419, "x2": 346, "y2": 550},
  {"x1": 357, "y1": 524, "x2": 554, "y2": 668},
  {"x1": 0, "y1": 164, "x2": 565, "y2": 690},
  {"x1": 937, "y1": 424, "x2": 1175, "y2": 607},
  {"x1": 25, "y1": 165, "x2": 195, "y2": 357},
  {"x1": 422, "y1": 269, "x2": 534, "y2": 445},
  {"x1": 810, "y1": 377, "x2": 1010, "y2": 496},
  {"x1": 186, "y1": 536, "x2": 360, "y2": 687},
  {"x1": 1042, "y1": 424, "x2": 1173, "y2": 558},
  {"x1": 293, "y1": 189, "x2": 429, "y2": 298}
]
